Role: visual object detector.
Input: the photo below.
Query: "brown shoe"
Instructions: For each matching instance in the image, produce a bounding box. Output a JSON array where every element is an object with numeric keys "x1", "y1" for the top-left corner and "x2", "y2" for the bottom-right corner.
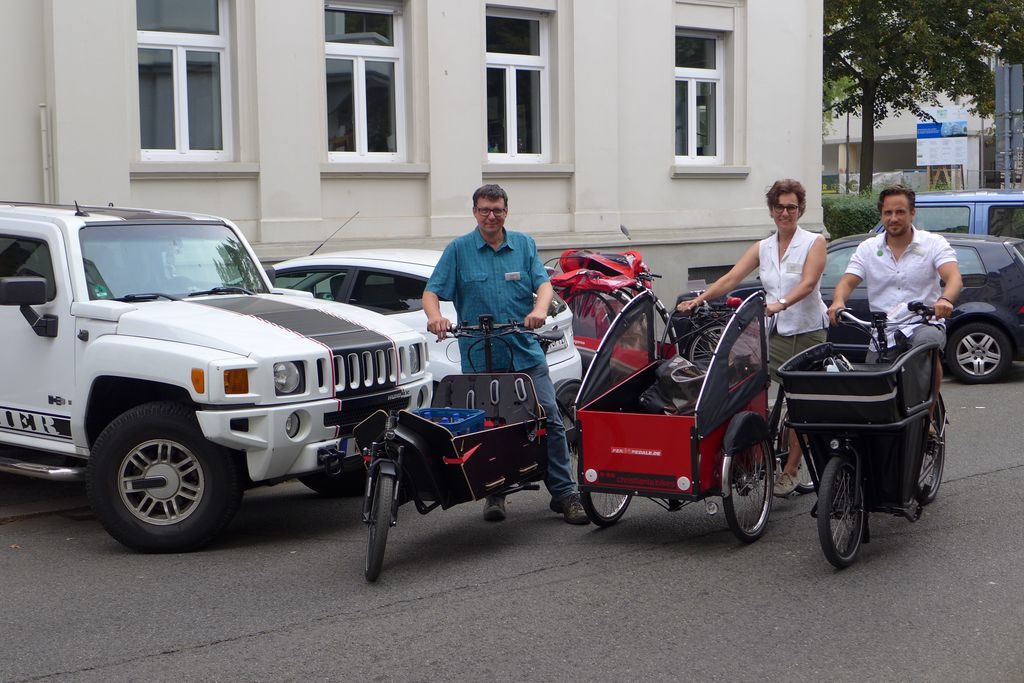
[
  {"x1": 560, "y1": 492, "x2": 590, "y2": 525},
  {"x1": 483, "y1": 495, "x2": 506, "y2": 521}
]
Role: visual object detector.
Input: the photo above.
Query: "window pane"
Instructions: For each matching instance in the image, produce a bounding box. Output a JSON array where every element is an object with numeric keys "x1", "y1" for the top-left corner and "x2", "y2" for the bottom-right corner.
[
  {"x1": 988, "y1": 206, "x2": 1024, "y2": 238},
  {"x1": 953, "y1": 247, "x2": 985, "y2": 277},
  {"x1": 325, "y1": 9, "x2": 393, "y2": 46},
  {"x1": 516, "y1": 69, "x2": 541, "y2": 154},
  {"x1": 275, "y1": 269, "x2": 348, "y2": 300},
  {"x1": 186, "y1": 51, "x2": 222, "y2": 150},
  {"x1": 486, "y1": 16, "x2": 540, "y2": 56},
  {"x1": 137, "y1": 0, "x2": 218, "y2": 34},
  {"x1": 0, "y1": 236, "x2": 55, "y2": 301},
  {"x1": 697, "y1": 81, "x2": 716, "y2": 156},
  {"x1": 487, "y1": 68, "x2": 507, "y2": 154},
  {"x1": 326, "y1": 59, "x2": 355, "y2": 152},
  {"x1": 915, "y1": 206, "x2": 970, "y2": 233},
  {"x1": 365, "y1": 61, "x2": 397, "y2": 153},
  {"x1": 676, "y1": 35, "x2": 715, "y2": 69},
  {"x1": 675, "y1": 80, "x2": 688, "y2": 156},
  {"x1": 822, "y1": 246, "x2": 856, "y2": 289},
  {"x1": 138, "y1": 48, "x2": 176, "y2": 150}
]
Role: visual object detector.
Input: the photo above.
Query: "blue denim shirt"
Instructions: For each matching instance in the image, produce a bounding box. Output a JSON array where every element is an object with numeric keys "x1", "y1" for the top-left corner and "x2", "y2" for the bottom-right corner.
[{"x1": 426, "y1": 227, "x2": 549, "y2": 372}]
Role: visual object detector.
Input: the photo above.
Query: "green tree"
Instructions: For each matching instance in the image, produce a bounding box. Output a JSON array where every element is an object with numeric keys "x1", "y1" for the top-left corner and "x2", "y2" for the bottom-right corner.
[{"x1": 824, "y1": 1, "x2": 1024, "y2": 193}]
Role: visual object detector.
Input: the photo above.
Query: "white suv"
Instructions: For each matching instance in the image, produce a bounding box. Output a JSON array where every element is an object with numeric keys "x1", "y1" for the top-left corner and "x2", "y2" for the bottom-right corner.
[
  {"x1": 0, "y1": 203, "x2": 431, "y2": 552},
  {"x1": 273, "y1": 249, "x2": 584, "y2": 414}
]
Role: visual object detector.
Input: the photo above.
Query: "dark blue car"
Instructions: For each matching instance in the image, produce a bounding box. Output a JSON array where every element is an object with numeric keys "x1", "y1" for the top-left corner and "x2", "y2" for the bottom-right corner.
[{"x1": 730, "y1": 233, "x2": 1024, "y2": 384}]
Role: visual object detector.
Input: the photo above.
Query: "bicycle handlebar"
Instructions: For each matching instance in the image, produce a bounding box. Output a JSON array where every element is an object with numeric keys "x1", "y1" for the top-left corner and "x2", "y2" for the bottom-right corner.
[
  {"x1": 447, "y1": 317, "x2": 565, "y2": 345},
  {"x1": 836, "y1": 301, "x2": 936, "y2": 331}
]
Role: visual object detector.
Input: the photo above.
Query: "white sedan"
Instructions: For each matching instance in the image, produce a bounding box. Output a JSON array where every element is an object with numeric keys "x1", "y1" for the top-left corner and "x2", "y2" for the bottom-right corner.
[{"x1": 272, "y1": 249, "x2": 583, "y2": 413}]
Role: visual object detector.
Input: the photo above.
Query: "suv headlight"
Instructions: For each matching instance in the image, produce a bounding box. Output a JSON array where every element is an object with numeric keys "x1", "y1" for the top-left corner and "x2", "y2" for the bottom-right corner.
[
  {"x1": 408, "y1": 344, "x2": 422, "y2": 375},
  {"x1": 273, "y1": 361, "x2": 303, "y2": 395}
]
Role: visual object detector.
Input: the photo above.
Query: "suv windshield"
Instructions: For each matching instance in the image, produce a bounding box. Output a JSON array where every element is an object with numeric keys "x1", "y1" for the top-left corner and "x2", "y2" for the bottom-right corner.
[{"x1": 80, "y1": 223, "x2": 269, "y2": 300}]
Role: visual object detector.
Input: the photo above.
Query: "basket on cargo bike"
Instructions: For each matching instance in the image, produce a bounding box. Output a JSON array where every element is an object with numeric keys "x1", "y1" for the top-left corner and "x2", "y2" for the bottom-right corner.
[
  {"x1": 574, "y1": 289, "x2": 774, "y2": 542},
  {"x1": 777, "y1": 304, "x2": 948, "y2": 569},
  {"x1": 353, "y1": 316, "x2": 564, "y2": 582}
]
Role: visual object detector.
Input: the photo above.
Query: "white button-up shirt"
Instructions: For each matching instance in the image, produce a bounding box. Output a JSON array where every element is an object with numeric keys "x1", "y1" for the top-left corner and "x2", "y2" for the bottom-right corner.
[{"x1": 845, "y1": 227, "x2": 957, "y2": 347}]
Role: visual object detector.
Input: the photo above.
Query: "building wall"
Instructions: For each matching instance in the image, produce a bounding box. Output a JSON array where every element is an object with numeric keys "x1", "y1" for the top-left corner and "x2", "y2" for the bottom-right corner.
[{"x1": 1, "y1": 0, "x2": 823, "y2": 301}]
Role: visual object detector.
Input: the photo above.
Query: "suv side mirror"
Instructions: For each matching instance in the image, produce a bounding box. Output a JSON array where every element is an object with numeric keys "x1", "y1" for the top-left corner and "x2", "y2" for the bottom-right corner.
[
  {"x1": 0, "y1": 276, "x2": 58, "y2": 338},
  {"x1": 264, "y1": 266, "x2": 277, "y2": 286},
  {"x1": 0, "y1": 276, "x2": 47, "y2": 306}
]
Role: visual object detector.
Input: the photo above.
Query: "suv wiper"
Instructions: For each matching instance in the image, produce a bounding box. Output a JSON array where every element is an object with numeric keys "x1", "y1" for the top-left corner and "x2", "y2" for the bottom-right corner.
[
  {"x1": 114, "y1": 293, "x2": 180, "y2": 302},
  {"x1": 187, "y1": 286, "x2": 255, "y2": 297}
]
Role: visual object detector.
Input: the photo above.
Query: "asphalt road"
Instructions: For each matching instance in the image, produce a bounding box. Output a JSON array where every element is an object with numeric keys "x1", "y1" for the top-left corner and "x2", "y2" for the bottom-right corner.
[{"x1": 1, "y1": 367, "x2": 1023, "y2": 683}]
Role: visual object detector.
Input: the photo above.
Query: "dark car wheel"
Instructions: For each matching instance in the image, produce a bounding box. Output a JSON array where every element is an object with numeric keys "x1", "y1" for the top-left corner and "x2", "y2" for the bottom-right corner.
[
  {"x1": 86, "y1": 401, "x2": 243, "y2": 553},
  {"x1": 947, "y1": 322, "x2": 1013, "y2": 384}
]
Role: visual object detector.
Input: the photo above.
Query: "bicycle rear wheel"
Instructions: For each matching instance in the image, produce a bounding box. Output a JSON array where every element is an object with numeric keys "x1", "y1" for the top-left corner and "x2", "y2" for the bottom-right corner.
[
  {"x1": 816, "y1": 454, "x2": 865, "y2": 569},
  {"x1": 773, "y1": 403, "x2": 814, "y2": 495},
  {"x1": 687, "y1": 322, "x2": 724, "y2": 367},
  {"x1": 723, "y1": 439, "x2": 773, "y2": 543},
  {"x1": 365, "y1": 471, "x2": 396, "y2": 582},
  {"x1": 917, "y1": 394, "x2": 946, "y2": 506}
]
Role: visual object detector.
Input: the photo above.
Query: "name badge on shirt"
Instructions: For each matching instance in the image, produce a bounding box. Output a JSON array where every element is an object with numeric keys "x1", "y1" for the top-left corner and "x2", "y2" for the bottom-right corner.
[
  {"x1": 785, "y1": 262, "x2": 803, "y2": 274},
  {"x1": 505, "y1": 271, "x2": 521, "y2": 281}
]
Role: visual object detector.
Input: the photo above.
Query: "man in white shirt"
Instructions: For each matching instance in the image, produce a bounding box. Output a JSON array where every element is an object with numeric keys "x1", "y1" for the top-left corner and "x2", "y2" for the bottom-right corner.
[{"x1": 827, "y1": 185, "x2": 963, "y2": 378}]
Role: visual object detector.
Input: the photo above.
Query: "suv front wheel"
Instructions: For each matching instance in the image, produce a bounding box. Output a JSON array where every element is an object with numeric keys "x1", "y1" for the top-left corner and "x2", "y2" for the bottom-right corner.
[{"x1": 947, "y1": 322, "x2": 1013, "y2": 384}]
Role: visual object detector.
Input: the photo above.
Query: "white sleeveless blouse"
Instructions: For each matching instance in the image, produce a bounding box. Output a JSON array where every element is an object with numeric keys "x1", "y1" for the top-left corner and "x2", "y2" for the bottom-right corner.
[{"x1": 757, "y1": 226, "x2": 828, "y2": 336}]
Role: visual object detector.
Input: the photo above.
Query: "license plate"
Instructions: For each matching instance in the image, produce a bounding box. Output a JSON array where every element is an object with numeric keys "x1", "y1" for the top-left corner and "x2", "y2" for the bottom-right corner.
[{"x1": 546, "y1": 336, "x2": 569, "y2": 354}]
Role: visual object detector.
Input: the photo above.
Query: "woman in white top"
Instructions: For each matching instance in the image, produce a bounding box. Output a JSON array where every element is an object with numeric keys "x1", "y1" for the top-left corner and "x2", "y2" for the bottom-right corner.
[{"x1": 676, "y1": 179, "x2": 827, "y2": 497}]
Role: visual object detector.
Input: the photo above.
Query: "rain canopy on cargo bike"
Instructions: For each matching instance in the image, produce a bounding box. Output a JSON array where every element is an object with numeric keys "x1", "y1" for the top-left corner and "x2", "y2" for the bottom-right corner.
[{"x1": 575, "y1": 289, "x2": 768, "y2": 439}]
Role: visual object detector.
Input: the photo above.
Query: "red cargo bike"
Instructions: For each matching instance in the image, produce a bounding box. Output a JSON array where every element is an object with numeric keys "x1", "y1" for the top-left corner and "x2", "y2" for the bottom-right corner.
[{"x1": 574, "y1": 289, "x2": 774, "y2": 542}]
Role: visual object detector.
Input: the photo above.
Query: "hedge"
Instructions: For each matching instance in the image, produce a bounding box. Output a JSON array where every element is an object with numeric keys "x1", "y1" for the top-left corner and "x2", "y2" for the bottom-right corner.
[{"x1": 822, "y1": 194, "x2": 879, "y2": 240}]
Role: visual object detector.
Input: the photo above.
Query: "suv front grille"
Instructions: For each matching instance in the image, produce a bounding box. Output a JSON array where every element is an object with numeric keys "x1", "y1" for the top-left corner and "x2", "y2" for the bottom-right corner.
[{"x1": 332, "y1": 345, "x2": 398, "y2": 397}]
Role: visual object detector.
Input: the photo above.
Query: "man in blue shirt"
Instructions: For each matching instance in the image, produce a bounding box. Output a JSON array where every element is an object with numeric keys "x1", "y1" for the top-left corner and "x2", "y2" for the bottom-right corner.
[{"x1": 423, "y1": 184, "x2": 588, "y2": 525}]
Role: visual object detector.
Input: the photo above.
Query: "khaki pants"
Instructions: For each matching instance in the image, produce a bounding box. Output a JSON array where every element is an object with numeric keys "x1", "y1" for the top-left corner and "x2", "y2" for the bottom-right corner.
[{"x1": 769, "y1": 328, "x2": 827, "y2": 383}]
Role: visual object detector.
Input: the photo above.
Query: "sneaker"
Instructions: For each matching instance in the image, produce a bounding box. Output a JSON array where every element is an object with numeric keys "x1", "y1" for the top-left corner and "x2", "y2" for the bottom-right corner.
[
  {"x1": 773, "y1": 472, "x2": 798, "y2": 498},
  {"x1": 560, "y1": 492, "x2": 590, "y2": 525},
  {"x1": 483, "y1": 495, "x2": 506, "y2": 522}
]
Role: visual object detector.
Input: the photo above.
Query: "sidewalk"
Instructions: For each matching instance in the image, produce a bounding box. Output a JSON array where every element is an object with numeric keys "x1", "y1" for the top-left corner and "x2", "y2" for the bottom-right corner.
[{"x1": 0, "y1": 472, "x2": 89, "y2": 522}]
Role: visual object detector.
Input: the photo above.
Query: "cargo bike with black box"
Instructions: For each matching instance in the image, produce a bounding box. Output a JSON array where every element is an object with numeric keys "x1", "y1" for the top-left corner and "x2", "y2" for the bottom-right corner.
[
  {"x1": 574, "y1": 289, "x2": 774, "y2": 542},
  {"x1": 777, "y1": 303, "x2": 947, "y2": 569},
  {"x1": 353, "y1": 316, "x2": 565, "y2": 581}
]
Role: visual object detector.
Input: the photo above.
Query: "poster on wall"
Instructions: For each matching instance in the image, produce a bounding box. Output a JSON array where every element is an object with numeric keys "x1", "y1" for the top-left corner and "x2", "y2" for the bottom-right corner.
[{"x1": 916, "y1": 107, "x2": 969, "y2": 166}]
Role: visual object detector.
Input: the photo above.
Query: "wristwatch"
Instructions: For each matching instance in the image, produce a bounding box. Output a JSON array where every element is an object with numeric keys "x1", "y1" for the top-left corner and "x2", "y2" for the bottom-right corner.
[{"x1": 778, "y1": 298, "x2": 788, "y2": 309}]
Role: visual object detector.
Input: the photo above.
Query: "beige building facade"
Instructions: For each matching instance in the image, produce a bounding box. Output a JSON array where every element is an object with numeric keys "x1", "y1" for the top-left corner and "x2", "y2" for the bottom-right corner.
[{"x1": 1, "y1": 0, "x2": 823, "y2": 299}]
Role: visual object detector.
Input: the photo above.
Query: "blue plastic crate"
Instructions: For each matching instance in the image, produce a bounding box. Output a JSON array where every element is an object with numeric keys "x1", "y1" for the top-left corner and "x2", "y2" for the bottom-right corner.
[{"x1": 412, "y1": 408, "x2": 486, "y2": 436}]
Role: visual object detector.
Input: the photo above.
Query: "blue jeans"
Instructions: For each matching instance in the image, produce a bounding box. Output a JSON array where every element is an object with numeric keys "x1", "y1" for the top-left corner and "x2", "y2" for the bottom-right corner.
[{"x1": 522, "y1": 363, "x2": 576, "y2": 501}]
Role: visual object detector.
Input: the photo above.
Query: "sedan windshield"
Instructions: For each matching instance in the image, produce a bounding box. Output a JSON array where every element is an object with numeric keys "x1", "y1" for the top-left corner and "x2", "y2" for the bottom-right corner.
[{"x1": 80, "y1": 223, "x2": 269, "y2": 300}]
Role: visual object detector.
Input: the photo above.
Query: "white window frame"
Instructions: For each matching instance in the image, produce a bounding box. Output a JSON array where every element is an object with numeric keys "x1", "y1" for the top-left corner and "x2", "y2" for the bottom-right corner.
[
  {"x1": 485, "y1": 8, "x2": 551, "y2": 164},
  {"x1": 325, "y1": 2, "x2": 406, "y2": 162},
  {"x1": 674, "y1": 31, "x2": 724, "y2": 166},
  {"x1": 136, "y1": 0, "x2": 233, "y2": 162}
]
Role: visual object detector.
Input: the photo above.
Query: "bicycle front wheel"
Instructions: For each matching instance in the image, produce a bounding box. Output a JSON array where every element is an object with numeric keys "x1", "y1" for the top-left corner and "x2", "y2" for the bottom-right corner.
[
  {"x1": 723, "y1": 439, "x2": 773, "y2": 543},
  {"x1": 581, "y1": 490, "x2": 631, "y2": 527},
  {"x1": 365, "y1": 471, "x2": 396, "y2": 582},
  {"x1": 816, "y1": 455, "x2": 865, "y2": 569}
]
